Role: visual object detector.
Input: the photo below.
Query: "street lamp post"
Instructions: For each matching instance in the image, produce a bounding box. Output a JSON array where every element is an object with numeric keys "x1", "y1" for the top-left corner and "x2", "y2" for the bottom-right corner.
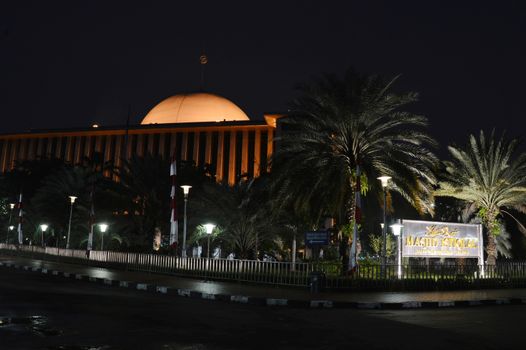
[
  {"x1": 379, "y1": 222, "x2": 384, "y2": 259},
  {"x1": 181, "y1": 185, "x2": 192, "y2": 258},
  {"x1": 390, "y1": 220, "x2": 403, "y2": 279},
  {"x1": 204, "y1": 223, "x2": 215, "y2": 259},
  {"x1": 98, "y1": 223, "x2": 108, "y2": 250},
  {"x1": 66, "y1": 196, "x2": 77, "y2": 249},
  {"x1": 377, "y1": 176, "x2": 391, "y2": 278},
  {"x1": 40, "y1": 224, "x2": 48, "y2": 247},
  {"x1": 6, "y1": 203, "x2": 15, "y2": 244},
  {"x1": 7, "y1": 226, "x2": 14, "y2": 244}
]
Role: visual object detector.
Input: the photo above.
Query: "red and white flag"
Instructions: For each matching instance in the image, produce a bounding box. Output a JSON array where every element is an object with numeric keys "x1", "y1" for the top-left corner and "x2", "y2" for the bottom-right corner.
[{"x1": 170, "y1": 156, "x2": 178, "y2": 246}]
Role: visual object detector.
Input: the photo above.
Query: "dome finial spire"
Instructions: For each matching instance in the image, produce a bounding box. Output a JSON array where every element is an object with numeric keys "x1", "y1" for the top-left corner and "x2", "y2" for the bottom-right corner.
[{"x1": 199, "y1": 43, "x2": 208, "y2": 91}]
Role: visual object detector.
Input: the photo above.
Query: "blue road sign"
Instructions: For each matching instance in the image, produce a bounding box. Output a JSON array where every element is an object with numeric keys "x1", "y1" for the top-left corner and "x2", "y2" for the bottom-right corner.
[{"x1": 305, "y1": 231, "x2": 329, "y2": 246}]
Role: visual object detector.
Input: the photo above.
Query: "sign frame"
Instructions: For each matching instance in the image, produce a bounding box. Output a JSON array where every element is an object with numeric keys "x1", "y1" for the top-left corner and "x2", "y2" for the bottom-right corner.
[{"x1": 401, "y1": 219, "x2": 484, "y2": 267}]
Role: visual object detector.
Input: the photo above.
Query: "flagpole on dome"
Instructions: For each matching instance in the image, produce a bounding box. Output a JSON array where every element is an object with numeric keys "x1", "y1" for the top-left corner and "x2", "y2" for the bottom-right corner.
[{"x1": 199, "y1": 43, "x2": 208, "y2": 92}]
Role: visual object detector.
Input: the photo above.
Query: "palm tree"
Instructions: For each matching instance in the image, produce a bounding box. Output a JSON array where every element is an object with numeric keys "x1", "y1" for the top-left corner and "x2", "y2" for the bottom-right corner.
[
  {"x1": 110, "y1": 154, "x2": 214, "y2": 250},
  {"x1": 435, "y1": 197, "x2": 513, "y2": 259},
  {"x1": 271, "y1": 68, "x2": 438, "y2": 265},
  {"x1": 110, "y1": 154, "x2": 171, "y2": 248},
  {"x1": 435, "y1": 131, "x2": 526, "y2": 265},
  {"x1": 0, "y1": 158, "x2": 66, "y2": 215},
  {"x1": 31, "y1": 165, "x2": 104, "y2": 248},
  {"x1": 0, "y1": 158, "x2": 75, "y2": 245},
  {"x1": 194, "y1": 179, "x2": 272, "y2": 259},
  {"x1": 187, "y1": 224, "x2": 222, "y2": 256}
]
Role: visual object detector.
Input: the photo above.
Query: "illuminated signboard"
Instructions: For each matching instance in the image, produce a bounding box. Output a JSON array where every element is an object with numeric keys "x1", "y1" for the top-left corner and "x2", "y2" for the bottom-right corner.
[{"x1": 402, "y1": 220, "x2": 483, "y2": 259}]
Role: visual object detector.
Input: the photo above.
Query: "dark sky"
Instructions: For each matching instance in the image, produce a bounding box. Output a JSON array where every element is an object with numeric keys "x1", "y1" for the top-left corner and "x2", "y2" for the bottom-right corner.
[{"x1": 1, "y1": 1, "x2": 525, "y2": 154}]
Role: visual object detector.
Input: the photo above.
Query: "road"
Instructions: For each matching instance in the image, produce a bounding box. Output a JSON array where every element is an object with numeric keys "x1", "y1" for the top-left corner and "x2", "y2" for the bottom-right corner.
[{"x1": 1, "y1": 266, "x2": 525, "y2": 350}]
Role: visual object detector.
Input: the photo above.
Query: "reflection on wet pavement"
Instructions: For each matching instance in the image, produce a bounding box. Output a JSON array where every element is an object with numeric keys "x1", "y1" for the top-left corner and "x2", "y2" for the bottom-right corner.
[
  {"x1": 0, "y1": 315, "x2": 62, "y2": 337},
  {"x1": 0, "y1": 315, "x2": 114, "y2": 349},
  {"x1": 0, "y1": 313, "x2": 206, "y2": 350}
]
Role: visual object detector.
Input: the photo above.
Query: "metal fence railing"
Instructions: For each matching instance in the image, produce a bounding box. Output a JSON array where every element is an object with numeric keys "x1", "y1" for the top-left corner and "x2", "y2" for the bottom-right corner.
[
  {"x1": 2, "y1": 243, "x2": 526, "y2": 290},
  {"x1": 0, "y1": 243, "x2": 318, "y2": 287}
]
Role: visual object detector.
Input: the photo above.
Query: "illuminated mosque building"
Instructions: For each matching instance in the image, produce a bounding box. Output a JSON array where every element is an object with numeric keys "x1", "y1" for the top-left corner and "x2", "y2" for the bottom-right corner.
[{"x1": 0, "y1": 92, "x2": 280, "y2": 185}]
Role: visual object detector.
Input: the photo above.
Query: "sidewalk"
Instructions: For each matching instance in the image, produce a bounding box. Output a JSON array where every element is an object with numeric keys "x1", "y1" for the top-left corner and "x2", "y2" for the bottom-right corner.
[{"x1": 2, "y1": 254, "x2": 526, "y2": 309}]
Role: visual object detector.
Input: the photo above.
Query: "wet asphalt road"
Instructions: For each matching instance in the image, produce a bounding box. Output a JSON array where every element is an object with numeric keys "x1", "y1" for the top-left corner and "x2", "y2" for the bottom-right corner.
[{"x1": 1, "y1": 266, "x2": 526, "y2": 350}]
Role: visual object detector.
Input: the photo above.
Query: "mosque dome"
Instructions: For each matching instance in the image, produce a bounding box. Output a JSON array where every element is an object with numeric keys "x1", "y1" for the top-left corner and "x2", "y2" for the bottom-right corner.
[{"x1": 141, "y1": 92, "x2": 250, "y2": 124}]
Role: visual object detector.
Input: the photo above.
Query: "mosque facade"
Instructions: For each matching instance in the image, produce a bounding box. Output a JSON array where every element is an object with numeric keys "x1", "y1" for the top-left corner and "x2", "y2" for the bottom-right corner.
[{"x1": 0, "y1": 92, "x2": 280, "y2": 185}]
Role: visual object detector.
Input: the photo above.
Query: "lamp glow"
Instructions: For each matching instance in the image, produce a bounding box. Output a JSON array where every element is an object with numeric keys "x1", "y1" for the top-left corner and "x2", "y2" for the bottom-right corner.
[
  {"x1": 377, "y1": 176, "x2": 392, "y2": 188},
  {"x1": 40, "y1": 224, "x2": 48, "y2": 232},
  {"x1": 181, "y1": 185, "x2": 192, "y2": 196},
  {"x1": 9, "y1": 225, "x2": 14, "y2": 231},
  {"x1": 98, "y1": 223, "x2": 108, "y2": 233},
  {"x1": 391, "y1": 221, "x2": 403, "y2": 236},
  {"x1": 69, "y1": 196, "x2": 77, "y2": 204},
  {"x1": 204, "y1": 223, "x2": 215, "y2": 235},
  {"x1": 9, "y1": 203, "x2": 15, "y2": 209}
]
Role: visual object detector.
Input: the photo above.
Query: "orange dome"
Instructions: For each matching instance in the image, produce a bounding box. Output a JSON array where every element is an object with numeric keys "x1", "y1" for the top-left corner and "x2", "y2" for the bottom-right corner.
[{"x1": 141, "y1": 92, "x2": 250, "y2": 124}]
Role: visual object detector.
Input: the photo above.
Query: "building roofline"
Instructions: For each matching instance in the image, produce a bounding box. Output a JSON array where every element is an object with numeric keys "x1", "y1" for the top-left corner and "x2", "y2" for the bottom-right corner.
[{"x1": 0, "y1": 119, "x2": 273, "y2": 138}]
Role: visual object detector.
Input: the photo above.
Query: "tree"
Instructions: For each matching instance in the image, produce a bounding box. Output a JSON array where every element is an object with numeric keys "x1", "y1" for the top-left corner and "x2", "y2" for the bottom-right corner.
[
  {"x1": 435, "y1": 131, "x2": 526, "y2": 264},
  {"x1": 110, "y1": 154, "x2": 215, "y2": 250},
  {"x1": 368, "y1": 233, "x2": 396, "y2": 259},
  {"x1": 0, "y1": 158, "x2": 66, "y2": 245},
  {"x1": 28, "y1": 163, "x2": 119, "y2": 249},
  {"x1": 31, "y1": 166, "x2": 98, "y2": 246},
  {"x1": 110, "y1": 154, "x2": 171, "y2": 249},
  {"x1": 187, "y1": 224, "x2": 222, "y2": 257},
  {"x1": 194, "y1": 178, "x2": 272, "y2": 259},
  {"x1": 0, "y1": 158, "x2": 65, "y2": 206},
  {"x1": 271, "y1": 68, "x2": 438, "y2": 263}
]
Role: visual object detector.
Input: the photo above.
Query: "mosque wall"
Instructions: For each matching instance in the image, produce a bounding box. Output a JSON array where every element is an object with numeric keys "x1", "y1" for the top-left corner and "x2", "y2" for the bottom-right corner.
[{"x1": 0, "y1": 123, "x2": 275, "y2": 186}]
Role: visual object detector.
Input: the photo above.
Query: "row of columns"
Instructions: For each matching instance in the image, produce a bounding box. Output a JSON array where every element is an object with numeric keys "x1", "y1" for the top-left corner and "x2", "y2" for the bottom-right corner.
[{"x1": 0, "y1": 127, "x2": 274, "y2": 185}]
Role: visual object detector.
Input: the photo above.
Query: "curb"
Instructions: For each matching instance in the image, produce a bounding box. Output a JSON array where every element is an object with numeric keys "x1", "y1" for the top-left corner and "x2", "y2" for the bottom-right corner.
[{"x1": 2, "y1": 261, "x2": 526, "y2": 310}]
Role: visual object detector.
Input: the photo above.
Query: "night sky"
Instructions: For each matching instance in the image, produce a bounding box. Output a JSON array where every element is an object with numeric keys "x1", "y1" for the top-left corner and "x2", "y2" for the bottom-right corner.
[{"x1": 1, "y1": 1, "x2": 525, "y2": 155}]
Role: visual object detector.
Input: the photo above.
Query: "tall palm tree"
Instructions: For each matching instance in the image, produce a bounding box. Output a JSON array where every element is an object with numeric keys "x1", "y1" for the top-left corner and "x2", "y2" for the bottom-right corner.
[
  {"x1": 435, "y1": 197, "x2": 513, "y2": 258},
  {"x1": 271, "y1": 68, "x2": 438, "y2": 264},
  {"x1": 435, "y1": 131, "x2": 526, "y2": 264}
]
